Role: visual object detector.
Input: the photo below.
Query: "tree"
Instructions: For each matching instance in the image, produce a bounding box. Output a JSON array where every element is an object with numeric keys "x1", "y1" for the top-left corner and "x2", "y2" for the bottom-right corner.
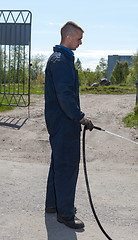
[
  {"x1": 0, "y1": 46, "x2": 29, "y2": 84},
  {"x1": 132, "y1": 51, "x2": 138, "y2": 81},
  {"x1": 31, "y1": 54, "x2": 46, "y2": 82},
  {"x1": 75, "y1": 58, "x2": 87, "y2": 86},
  {"x1": 77, "y1": 68, "x2": 86, "y2": 86},
  {"x1": 0, "y1": 47, "x2": 4, "y2": 84},
  {"x1": 83, "y1": 68, "x2": 95, "y2": 86},
  {"x1": 75, "y1": 58, "x2": 82, "y2": 70},
  {"x1": 7, "y1": 45, "x2": 29, "y2": 84},
  {"x1": 110, "y1": 61, "x2": 129, "y2": 84},
  {"x1": 94, "y1": 65, "x2": 102, "y2": 82},
  {"x1": 99, "y1": 57, "x2": 107, "y2": 78},
  {"x1": 126, "y1": 67, "x2": 136, "y2": 84},
  {"x1": 125, "y1": 52, "x2": 138, "y2": 84},
  {"x1": 94, "y1": 58, "x2": 107, "y2": 82}
]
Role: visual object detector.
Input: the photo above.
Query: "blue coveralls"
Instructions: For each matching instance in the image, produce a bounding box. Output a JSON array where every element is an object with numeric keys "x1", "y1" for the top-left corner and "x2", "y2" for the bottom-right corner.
[{"x1": 45, "y1": 45, "x2": 84, "y2": 219}]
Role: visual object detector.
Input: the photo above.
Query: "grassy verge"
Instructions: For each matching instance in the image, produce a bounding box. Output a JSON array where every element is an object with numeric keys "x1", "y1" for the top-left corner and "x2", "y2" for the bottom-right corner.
[
  {"x1": 80, "y1": 84, "x2": 136, "y2": 94},
  {"x1": 0, "y1": 83, "x2": 136, "y2": 117},
  {"x1": 123, "y1": 104, "x2": 138, "y2": 129},
  {"x1": 30, "y1": 82, "x2": 136, "y2": 95}
]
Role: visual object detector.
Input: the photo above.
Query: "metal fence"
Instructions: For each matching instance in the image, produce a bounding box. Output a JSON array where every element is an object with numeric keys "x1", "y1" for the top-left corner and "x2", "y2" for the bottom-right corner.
[{"x1": 0, "y1": 10, "x2": 32, "y2": 107}]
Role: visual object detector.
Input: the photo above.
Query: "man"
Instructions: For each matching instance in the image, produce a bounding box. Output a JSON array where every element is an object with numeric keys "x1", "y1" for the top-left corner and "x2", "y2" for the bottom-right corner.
[{"x1": 45, "y1": 21, "x2": 93, "y2": 229}]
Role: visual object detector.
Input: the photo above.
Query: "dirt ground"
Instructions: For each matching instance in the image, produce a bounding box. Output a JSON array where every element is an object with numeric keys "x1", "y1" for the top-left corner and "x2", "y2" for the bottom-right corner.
[{"x1": 0, "y1": 94, "x2": 138, "y2": 240}]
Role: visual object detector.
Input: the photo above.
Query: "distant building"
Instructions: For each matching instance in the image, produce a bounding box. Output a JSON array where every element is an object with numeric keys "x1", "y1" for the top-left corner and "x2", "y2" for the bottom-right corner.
[{"x1": 107, "y1": 55, "x2": 133, "y2": 81}]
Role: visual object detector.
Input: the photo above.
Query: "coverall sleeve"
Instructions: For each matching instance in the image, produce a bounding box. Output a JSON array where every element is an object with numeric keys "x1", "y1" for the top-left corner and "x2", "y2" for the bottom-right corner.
[{"x1": 51, "y1": 60, "x2": 84, "y2": 121}]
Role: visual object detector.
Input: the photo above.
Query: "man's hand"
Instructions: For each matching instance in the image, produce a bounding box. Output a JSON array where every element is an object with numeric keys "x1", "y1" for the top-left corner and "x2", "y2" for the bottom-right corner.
[{"x1": 80, "y1": 117, "x2": 94, "y2": 131}]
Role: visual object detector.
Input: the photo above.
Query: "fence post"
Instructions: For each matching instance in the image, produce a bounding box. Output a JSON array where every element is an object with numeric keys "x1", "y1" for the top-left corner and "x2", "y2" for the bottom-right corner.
[{"x1": 136, "y1": 65, "x2": 138, "y2": 104}]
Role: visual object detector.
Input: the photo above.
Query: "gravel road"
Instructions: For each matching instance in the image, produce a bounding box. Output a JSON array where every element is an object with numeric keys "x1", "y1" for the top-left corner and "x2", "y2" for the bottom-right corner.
[{"x1": 0, "y1": 94, "x2": 138, "y2": 240}]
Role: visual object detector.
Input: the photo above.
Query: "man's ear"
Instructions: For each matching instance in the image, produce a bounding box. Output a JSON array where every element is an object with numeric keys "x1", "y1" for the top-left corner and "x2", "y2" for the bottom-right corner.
[{"x1": 66, "y1": 35, "x2": 72, "y2": 42}]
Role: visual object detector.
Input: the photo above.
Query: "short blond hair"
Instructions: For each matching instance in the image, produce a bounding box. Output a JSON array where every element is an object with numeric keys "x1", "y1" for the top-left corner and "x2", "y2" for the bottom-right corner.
[{"x1": 61, "y1": 21, "x2": 84, "y2": 40}]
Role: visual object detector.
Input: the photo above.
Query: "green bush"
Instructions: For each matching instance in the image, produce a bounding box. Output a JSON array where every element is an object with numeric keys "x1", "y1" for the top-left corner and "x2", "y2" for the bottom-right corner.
[
  {"x1": 110, "y1": 61, "x2": 129, "y2": 84},
  {"x1": 134, "y1": 104, "x2": 138, "y2": 114},
  {"x1": 123, "y1": 104, "x2": 138, "y2": 128}
]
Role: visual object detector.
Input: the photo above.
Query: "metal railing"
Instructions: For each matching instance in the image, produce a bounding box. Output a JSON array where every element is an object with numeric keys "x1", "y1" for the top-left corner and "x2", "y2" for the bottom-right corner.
[{"x1": 0, "y1": 10, "x2": 32, "y2": 107}]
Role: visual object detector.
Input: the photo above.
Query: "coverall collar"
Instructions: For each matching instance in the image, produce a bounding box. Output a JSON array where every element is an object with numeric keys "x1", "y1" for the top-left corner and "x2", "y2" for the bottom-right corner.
[
  {"x1": 56, "y1": 45, "x2": 74, "y2": 56},
  {"x1": 53, "y1": 45, "x2": 75, "y2": 61}
]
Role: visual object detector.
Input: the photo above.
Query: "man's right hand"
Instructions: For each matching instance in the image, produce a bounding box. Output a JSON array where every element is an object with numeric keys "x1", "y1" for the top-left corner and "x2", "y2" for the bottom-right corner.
[{"x1": 80, "y1": 117, "x2": 94, "y2": 131}]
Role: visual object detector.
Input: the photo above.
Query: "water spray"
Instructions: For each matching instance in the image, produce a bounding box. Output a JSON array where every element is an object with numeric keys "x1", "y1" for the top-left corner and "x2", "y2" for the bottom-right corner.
[{"x1": 93, "y1": 126, "x2": 138, "y2": 145}]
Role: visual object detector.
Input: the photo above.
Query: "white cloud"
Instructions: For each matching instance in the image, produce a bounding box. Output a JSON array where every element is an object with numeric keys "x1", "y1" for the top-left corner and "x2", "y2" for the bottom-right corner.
[
  {"x1": 76, "y1": 49, "x2": 135, "y2": 70},
  {"x1": 32, "y1": 50, "x2": 52, "y2": 57},
  {"x1": 49, "y1": 21, "x2": 54, "y2": 25},
  {"x1": 32, "y1": 49, "x2": 136, "y2": 71},
  {"x1": 48, "y1": 21, "x2": 62, "y2": 27}
]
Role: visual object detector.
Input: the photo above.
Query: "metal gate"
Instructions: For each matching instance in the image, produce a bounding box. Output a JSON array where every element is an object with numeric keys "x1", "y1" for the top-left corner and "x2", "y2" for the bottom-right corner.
[{"x1": 0, "y1": 10, "x2": 32, "y2": 107}]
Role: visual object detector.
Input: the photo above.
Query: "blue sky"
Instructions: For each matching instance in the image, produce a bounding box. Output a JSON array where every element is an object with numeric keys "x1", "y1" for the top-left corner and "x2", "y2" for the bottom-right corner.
[{"x1": 0, "y1": 0, "x2": 138, "y2": 70}]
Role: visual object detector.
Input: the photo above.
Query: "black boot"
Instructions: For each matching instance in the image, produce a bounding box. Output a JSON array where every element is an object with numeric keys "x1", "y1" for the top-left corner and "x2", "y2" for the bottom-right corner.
[{"x1": 57, "y1": 215, "x2": 84, "y2": 229}]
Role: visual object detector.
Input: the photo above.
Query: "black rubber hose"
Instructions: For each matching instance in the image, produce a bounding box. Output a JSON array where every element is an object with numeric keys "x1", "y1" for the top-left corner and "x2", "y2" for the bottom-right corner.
[{"x1": 82, "y1": 125, "x2": 113, "y2": 240}]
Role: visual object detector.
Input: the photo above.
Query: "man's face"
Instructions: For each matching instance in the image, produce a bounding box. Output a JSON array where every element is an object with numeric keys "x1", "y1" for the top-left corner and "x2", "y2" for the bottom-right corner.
[{"x1": 67, "y1": 30, "x2": 83, "y2": 50}]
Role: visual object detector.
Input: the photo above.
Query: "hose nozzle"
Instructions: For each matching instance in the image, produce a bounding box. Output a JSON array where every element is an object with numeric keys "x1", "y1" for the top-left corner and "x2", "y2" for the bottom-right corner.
[{"x1": 93, "y1": 126, "x2": 105, "y2": 131}]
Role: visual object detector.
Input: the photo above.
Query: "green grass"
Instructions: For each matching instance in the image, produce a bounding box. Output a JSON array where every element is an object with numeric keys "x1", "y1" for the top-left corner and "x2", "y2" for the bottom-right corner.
[
  {"x1": 123, "y1": 104, "x2": 138, "y2": 129},
  {"x1": 1, "y1": 82, "x2": 135, "y2": 96},
  {"x1": 0, "y1": 82, "x2": 43, "y2": 112},
  {"x1": 0, "y1": 83, "x2": 29, "y2": 94},
  {"x1": 0, "y1": 104, "x2": 14, "y2": 112},
  {"x1": 30, "y1": 82, "x2": 136, "y2": 95},
  {"x1": 0, "y1": 85, "x2": 29, "y2": 112},
  {"x1": 30, "y1": 83, "x2": 44, "y2": 94},
  {"x1": 80, "y1": 84, "x2": 136, "y2": 94},
  {"x1": 0, "y1": 83, "x2": 137, "y2": 117}
]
